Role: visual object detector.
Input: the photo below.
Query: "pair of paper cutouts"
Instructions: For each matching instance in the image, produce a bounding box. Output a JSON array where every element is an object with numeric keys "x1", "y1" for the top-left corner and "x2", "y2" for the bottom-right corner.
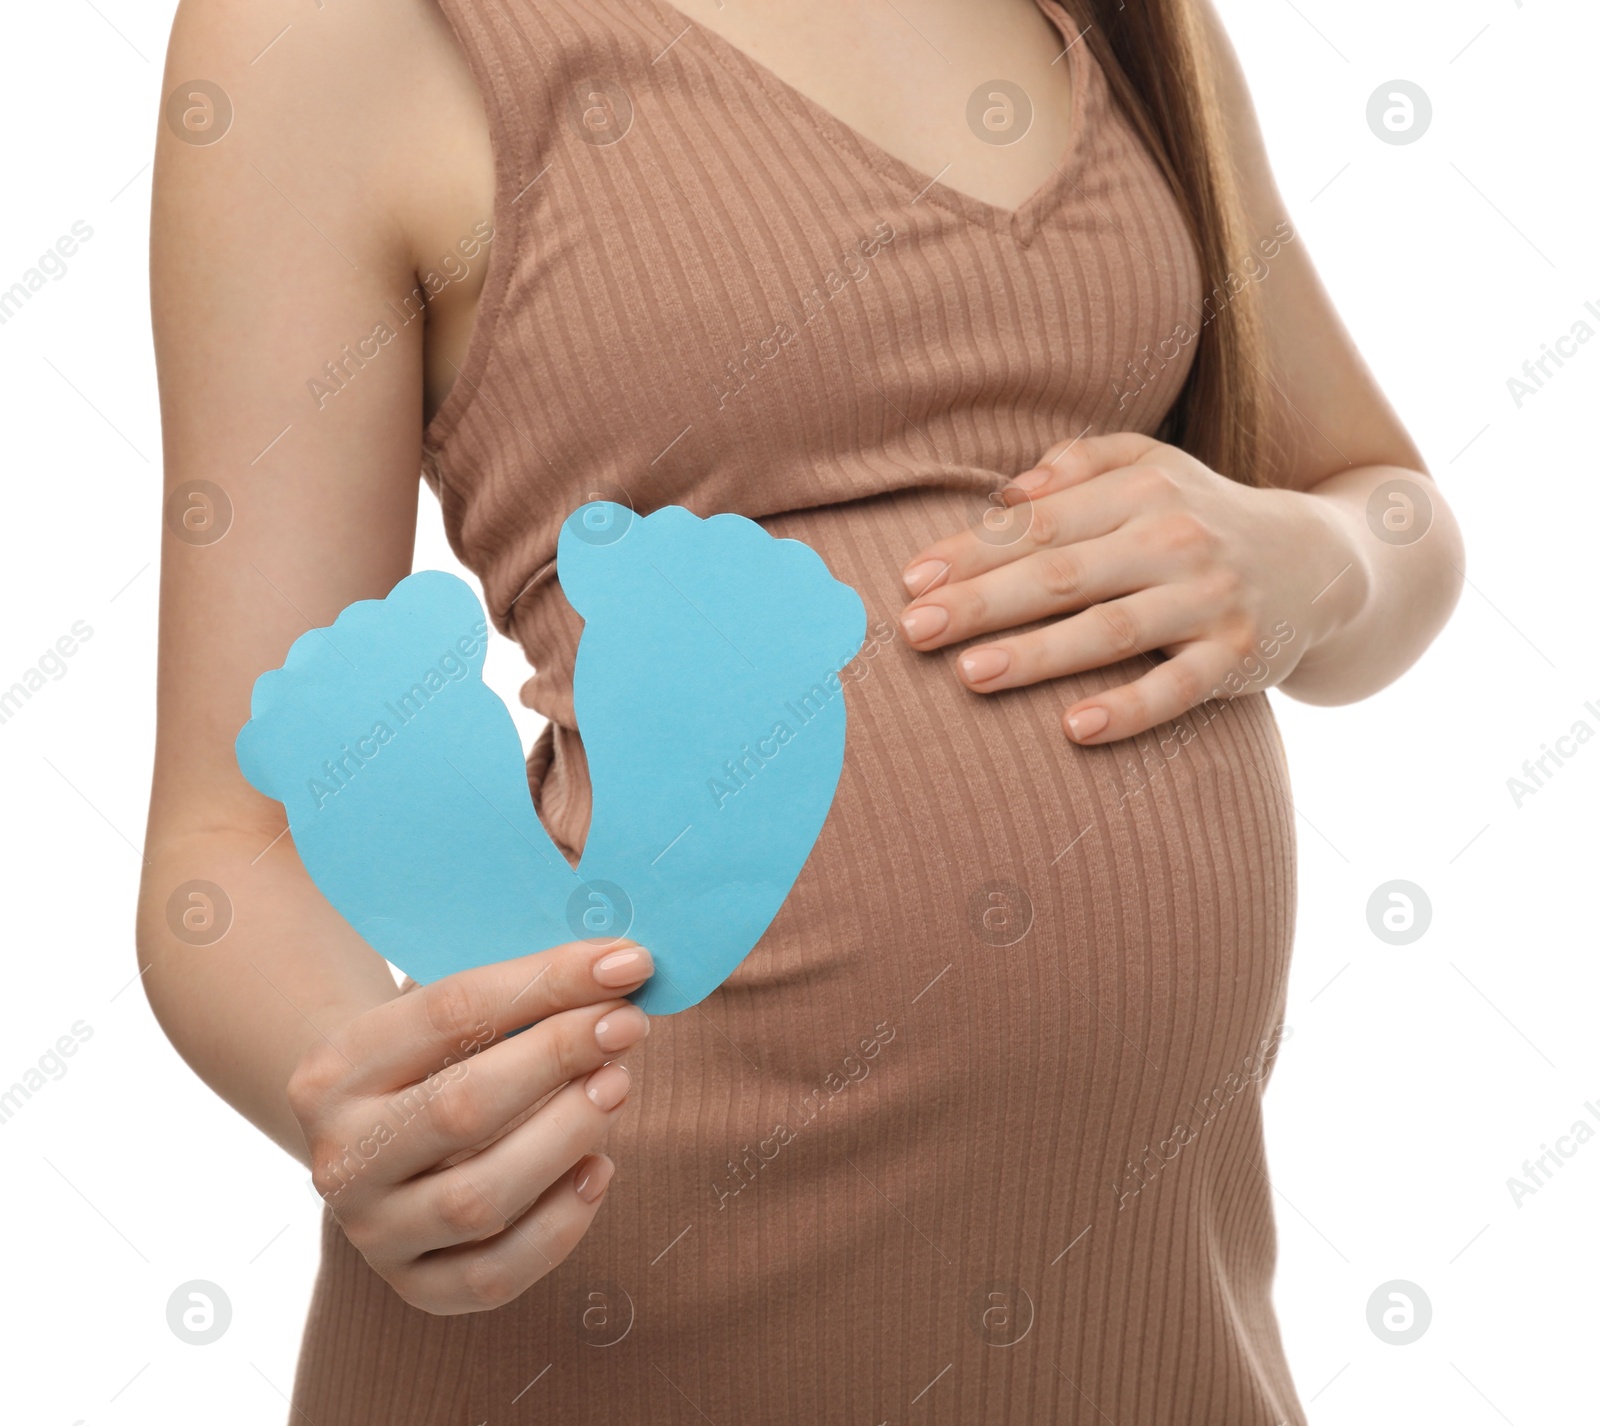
[{"x1": 236, "y1": 502, "x2": 866, "y2": 1013}]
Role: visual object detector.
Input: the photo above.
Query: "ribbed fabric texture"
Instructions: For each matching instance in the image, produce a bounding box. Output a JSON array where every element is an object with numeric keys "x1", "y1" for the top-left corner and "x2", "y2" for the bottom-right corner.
[{"x1": 290, "y1": 2, "x2": 1305, "y2": 1421}]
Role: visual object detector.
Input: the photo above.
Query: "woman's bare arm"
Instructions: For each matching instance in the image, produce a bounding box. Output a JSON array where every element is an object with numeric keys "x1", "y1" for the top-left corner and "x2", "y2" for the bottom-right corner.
[
  {"x1": 1193, "y1": 0, "x2": 1466, "y2": 704},
  {"x1": 141, "y1": 4, "x2": 651, "y2": 1313},
  {"x1": 140, "y1": 0, "x2": 493, "y2": 1160}
]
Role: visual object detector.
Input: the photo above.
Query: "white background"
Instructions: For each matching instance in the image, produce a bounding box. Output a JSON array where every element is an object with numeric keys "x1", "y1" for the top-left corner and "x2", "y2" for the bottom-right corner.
[{"x1": 1, "y1": 0, "x2": 1593, "y2": 1421}]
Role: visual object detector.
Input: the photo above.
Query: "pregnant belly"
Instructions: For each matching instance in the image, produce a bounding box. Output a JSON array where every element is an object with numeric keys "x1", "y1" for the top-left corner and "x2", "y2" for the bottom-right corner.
[
  {"x1": 735, "y1": 489, "x2": 1299, "y2": 1090},
  {"x1": 504, "y1": 486, "x2": 1303, "y2": 1423},
  {"x1": 587, "y1": 486, "x2": 1299, "y2": 1228}
]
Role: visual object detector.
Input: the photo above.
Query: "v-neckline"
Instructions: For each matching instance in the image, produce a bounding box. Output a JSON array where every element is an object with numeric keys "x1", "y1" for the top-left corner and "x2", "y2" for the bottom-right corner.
[{"x1": 637, "y1": 0, "x2": 1094, "y2": 244}]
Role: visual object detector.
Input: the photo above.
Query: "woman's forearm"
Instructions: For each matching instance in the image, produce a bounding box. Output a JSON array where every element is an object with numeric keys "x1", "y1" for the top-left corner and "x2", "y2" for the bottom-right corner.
[
  {"x1": 1281, "y1": 464, "x2": 1465, "y2": 706},
  {"x1": 136, "y1": 826, "x2": 401, "y2": 1164}
]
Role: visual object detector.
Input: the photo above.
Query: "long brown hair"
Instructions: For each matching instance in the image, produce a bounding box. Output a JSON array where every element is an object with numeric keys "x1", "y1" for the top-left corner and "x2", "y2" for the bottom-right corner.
[{"x1": 1075, "y1": 0, "x2": 1273, "y2": 487}]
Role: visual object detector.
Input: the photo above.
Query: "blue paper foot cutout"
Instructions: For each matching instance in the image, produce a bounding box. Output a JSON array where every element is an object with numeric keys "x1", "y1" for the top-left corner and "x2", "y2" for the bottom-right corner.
[
  {"x1": 235, "y1": 571, "x2": 581, "y2": 987},
  {"x1": 236, "y1": 503, "x2": 867, "y2": 1014}
]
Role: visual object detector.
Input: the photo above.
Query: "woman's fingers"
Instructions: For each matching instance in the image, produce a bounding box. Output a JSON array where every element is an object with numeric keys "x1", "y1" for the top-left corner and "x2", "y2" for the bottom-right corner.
[
  {"x1": 319, "y1": 939, "x2": 653, "y2": 1099},
  {"x1": 287, "y1": 940, "x2": 655, "y2": 1311},
  {"x1": 1005, "y1": 430, "x2": 1162, "y2": 502},
  {"x1": 899, "y1": 464, "x2": 1176, "y2": 595},
  {"x1": 296, "y1": 944, "x2": 650, "y2": 1299},
  {"x1": 1059, "y1": 643, "x2": 1232, "y2": 745},
  {"x1": 950, "y1": 585, "x2": 1213, "y2": 694},
  {"x1": 389, "y1": 1152, "x2": 619, "y2": 1316},
  {"x1": 900, "y1": 529, "x2": 1169, "y2": 651},
  {"x1": 351, "y1": 1065, "x2": 636, "y2": 1263},
  {"x1": 342, "y1": 999, "x2": 647, "y2": 1187}
]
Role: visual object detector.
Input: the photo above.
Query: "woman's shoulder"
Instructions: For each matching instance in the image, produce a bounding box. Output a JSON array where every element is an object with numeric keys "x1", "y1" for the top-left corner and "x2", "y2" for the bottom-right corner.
[{"x1": 160, "y1": 0, "x2": 491, "y2": 283}]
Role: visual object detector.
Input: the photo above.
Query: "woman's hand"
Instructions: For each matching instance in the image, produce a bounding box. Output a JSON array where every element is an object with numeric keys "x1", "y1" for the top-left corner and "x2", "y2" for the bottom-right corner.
[
  {"x1": 897, "y1": 432, "x2": 1365, "y2": 744},
  {"x1": 286, "y1": 940, "x2": 653, "y2": 1315}
]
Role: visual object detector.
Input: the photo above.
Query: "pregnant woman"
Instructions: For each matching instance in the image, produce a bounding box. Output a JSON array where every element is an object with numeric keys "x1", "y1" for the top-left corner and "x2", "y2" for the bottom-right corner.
[{"x1": 141, "y1": 0, "x2": 1461, "y2": 1421}]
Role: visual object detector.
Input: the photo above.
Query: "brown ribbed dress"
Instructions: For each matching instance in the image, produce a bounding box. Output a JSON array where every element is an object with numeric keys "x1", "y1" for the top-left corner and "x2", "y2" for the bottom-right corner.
[{"x1": 290, "y1": 1, "x2": 1304, "y2": 1421}]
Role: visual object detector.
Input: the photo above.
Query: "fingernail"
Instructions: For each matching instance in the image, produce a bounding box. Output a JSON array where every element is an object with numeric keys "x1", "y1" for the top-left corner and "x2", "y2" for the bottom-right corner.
[
  {"x1": 900, "y1": 604, "x2": 949, "y2": 642},
  {"x1": 584, "y1": 1061, "x2": 632, "y2": 1111},
  {"x1": 594, "y1": 948, "x2": 652, "y2": 987},
  {"x1": 1009, "y1": 467, "x2": 1050, "y2": 492},
  {"x1": 574, "y1": 1153, "x2": 615, "y2": 1203},
  {"x1": 902, "y1": 559, "x2": 948, "y2": 595},
  {"x1": 594, "y1": 1005, "x2": 650, "y2": 1051},
  {"x1": 1066, "y1": 706, "x2": 1110, "y2": 740},
  {"x1": 958, "y1": 646, "x2": 1010, "y2": 684}
]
